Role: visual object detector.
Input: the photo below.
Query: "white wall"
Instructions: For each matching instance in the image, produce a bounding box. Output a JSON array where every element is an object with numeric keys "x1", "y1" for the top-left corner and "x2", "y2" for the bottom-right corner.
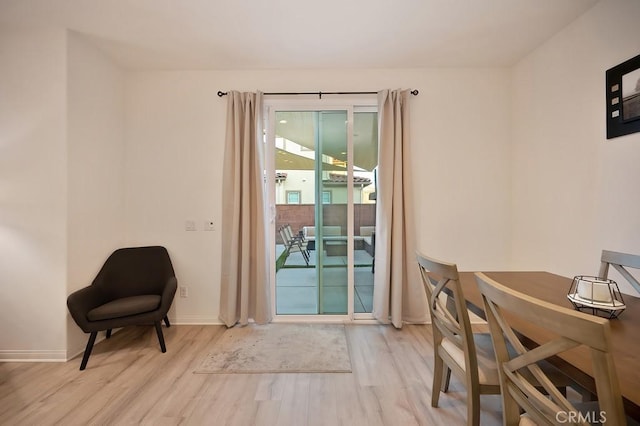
[
  {"x1": 124, "y1": 72, "x2": 224, "y2": 324},
  {"x1": 511, "y1": 0, "x2": 640, "y2": 292},
  {"x1": 0, "y1": 26, "x2": 68, "y2": 359},
  {"x1": 0, "y1": 27, "x2": 127, "y2": 360},
  {"x1": 66, "y1": 31, "x2": 127, "y2": 356},
  {"x1": 124, "y1": 68, "x2": 512, "y2": 323},
  {"x1": 412, "y1": 68, "x2": 512, "y2": 270}
]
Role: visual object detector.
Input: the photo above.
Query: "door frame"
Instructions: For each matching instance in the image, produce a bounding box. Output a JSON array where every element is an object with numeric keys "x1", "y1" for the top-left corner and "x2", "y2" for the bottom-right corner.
[{"x1": 265, "y1": 96, "x2": 377, "y2": 322}]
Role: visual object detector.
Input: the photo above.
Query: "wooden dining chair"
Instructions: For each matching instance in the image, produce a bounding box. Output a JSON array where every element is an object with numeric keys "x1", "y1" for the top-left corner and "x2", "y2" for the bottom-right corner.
[
  {"x1": 417, "y1": 252, "x2": 502, "y2": 426},
  {"x1": 475, "y1": 272, "x2": 627, "y2": 426},
  {"x1": 599, "y1": 250, "x2": 640, "y2": 295}
]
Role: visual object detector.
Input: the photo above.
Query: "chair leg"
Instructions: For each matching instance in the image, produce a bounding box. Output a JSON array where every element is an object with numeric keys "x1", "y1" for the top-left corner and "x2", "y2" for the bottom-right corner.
[
  {"x1": 300, "y1": 246, "x2": 309, "y2": 263},
  {"x1": 163, "y1": 315, "x2": 171, "y2": 327},
  {"x1": 467, "y1": 387, "x2": 481, "y2": 426},
  {"x1": 80, "y1": 332, "x2": 98, "y2": 371},
  {"x1": 431, "y1": 354, "x2": 444, "y2": 407},
  {"x1": 299, "y1": 247, "x2": 310, "y2": 266},
  {"x1": 154, "y1": 321, "x2": 167, "y2": 353},
  {"x1": 106, "y1": 329, "x2": 112, "y2": 339}
]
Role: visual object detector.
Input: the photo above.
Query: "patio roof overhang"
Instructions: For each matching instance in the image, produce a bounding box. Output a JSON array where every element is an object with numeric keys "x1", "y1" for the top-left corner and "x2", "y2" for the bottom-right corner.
[
  {"x1": 275, "y1": 111, "x2": 378, "y2": 171},
  {"x1": 276, "y1": 148, "x2": 346, "y2": 171}
]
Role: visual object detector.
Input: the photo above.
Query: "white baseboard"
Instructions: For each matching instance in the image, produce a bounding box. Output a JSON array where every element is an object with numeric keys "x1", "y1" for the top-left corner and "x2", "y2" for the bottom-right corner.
[
  {"x1": 171, "y1": 315, "x2": 225, "y2": 325},
  {"x1": 0, "y1": 318, "x2": 235, "y2": 362}
]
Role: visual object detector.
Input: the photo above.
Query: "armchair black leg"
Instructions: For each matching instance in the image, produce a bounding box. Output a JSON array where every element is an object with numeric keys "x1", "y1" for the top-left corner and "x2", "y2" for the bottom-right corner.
[
  {"x1": 163, "y1": 315, "x2": 171, "y2": 327},
  {"x1": 106, "y1": 329, "x2": 112, "y2": 339},
  {"x1": 154, "y1": 321, "x2": 167, "y2": 353},
  {"x1": 80, "y1": 332, "x2": 98, "y2": 371}
]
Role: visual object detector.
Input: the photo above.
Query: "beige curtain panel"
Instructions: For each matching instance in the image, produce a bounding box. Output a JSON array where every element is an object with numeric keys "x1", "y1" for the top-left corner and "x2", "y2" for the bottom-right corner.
[
  {"x1": 219, "y1": 91, "x2": 272, "y2": 327},
  {"x1": 372, "y1": 89, "x2": 428, "y2": 328}
]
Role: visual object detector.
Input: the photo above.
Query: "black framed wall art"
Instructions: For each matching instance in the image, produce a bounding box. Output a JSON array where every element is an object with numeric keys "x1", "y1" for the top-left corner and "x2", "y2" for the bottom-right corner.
[{"x1": 606, "y1": 53, "x2": 640, "y2": 139}]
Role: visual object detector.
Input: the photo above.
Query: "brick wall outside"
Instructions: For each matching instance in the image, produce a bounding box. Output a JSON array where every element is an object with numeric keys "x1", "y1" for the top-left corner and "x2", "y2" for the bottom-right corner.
[{"x1": 275, "y1": 204, "x2": 375, "y2": 243}]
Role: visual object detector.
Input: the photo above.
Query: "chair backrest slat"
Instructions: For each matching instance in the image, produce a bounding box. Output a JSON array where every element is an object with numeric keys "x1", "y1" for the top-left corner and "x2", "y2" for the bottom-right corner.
[{"x1": 599, "y1": 250, "x2": 640, "y2": 294}]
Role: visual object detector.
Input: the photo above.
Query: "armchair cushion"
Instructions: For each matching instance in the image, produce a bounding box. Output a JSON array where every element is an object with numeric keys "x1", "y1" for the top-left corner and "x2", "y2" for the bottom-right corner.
[{"x1": 87, "y1": 295, "x2": 161, "y2": 322}]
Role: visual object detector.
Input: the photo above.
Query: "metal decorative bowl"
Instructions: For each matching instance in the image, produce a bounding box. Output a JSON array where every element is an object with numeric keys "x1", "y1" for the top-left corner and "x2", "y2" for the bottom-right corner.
[{"x1": 567, "y1": 275, "x2": 626, "y2": 319}]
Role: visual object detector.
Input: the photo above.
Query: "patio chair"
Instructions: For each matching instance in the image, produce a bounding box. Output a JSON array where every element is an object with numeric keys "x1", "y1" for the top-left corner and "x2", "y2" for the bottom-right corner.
[
  {"x1": 279, "y1": 226, "x2": 310, "y2": 266},
  {"x1": 284, "y1": 224, "x2": 307, "y2": 246}
]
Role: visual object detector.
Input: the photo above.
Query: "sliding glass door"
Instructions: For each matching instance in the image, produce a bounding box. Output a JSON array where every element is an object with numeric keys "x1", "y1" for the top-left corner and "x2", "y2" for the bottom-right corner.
[
  {"x1": 352, "y1": 108, "x2": 378, "y2": 315},
  {"x1": 268, "y1": 101, "x2": 377, "y2": 318}
]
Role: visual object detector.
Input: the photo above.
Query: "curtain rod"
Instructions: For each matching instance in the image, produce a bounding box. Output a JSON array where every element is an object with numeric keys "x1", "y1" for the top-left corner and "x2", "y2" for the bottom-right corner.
[{"x1": 217, "y1": 90, "x2": 418, "y2": 99}]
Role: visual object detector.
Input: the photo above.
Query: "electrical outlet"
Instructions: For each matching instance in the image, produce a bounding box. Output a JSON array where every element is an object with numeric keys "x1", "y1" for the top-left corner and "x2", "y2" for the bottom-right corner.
[
  {"x1": 179, "y1": 286, "x2": 188, "y2": 297},
  {"x1": 185, "y1": 220, "x2": 196, "y2": 231},
  {"x1": 204, "y1": 220, "x2": 215, "y2": 231}
]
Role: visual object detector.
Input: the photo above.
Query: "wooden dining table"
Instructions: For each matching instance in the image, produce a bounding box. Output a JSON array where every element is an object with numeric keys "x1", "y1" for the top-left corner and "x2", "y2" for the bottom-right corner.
[{"x1": 458, "y1": 271, "x2": 640, "y2": 420}]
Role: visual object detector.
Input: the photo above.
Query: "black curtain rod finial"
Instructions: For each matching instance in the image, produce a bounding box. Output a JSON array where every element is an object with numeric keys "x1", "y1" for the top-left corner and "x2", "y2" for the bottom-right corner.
[{"x1": 217, "y1": 91, "x2": 227, "y2": 97}]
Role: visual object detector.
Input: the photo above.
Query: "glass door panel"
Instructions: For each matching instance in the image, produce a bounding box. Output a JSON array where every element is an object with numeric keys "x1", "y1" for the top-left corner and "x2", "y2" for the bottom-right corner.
[
  {"x1": 273, "y1": 110, "x2": 349, "y2": 315},
  {"x1": 353, "y1": 110, "x2": 377, "y2": 314},
  {"x1": 318, "y1": 111, "x2": 348, "y2": 314}
]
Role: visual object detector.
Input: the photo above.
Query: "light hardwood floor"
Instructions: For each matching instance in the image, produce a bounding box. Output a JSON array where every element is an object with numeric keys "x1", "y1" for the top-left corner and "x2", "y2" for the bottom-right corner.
[{"x1": 0, "y1": 324, "x2": 504, "y2": 425}]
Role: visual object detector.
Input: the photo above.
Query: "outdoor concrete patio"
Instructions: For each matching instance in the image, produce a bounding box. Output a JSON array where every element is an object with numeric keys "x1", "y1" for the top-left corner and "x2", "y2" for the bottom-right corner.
[{"x1": 276, "y1": 246, "x2": 374, "y2": 314}]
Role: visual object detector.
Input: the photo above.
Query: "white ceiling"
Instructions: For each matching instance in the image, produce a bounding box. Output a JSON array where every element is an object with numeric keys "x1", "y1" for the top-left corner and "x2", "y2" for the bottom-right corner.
[{"x1": 0, "y1": 0, "x2": 599, "y2": 70}]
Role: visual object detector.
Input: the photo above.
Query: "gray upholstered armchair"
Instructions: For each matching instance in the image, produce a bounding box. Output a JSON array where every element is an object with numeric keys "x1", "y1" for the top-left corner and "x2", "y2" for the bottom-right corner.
[{"x1": 67, "y1": 246, "x2": 177, "y2": 370}]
